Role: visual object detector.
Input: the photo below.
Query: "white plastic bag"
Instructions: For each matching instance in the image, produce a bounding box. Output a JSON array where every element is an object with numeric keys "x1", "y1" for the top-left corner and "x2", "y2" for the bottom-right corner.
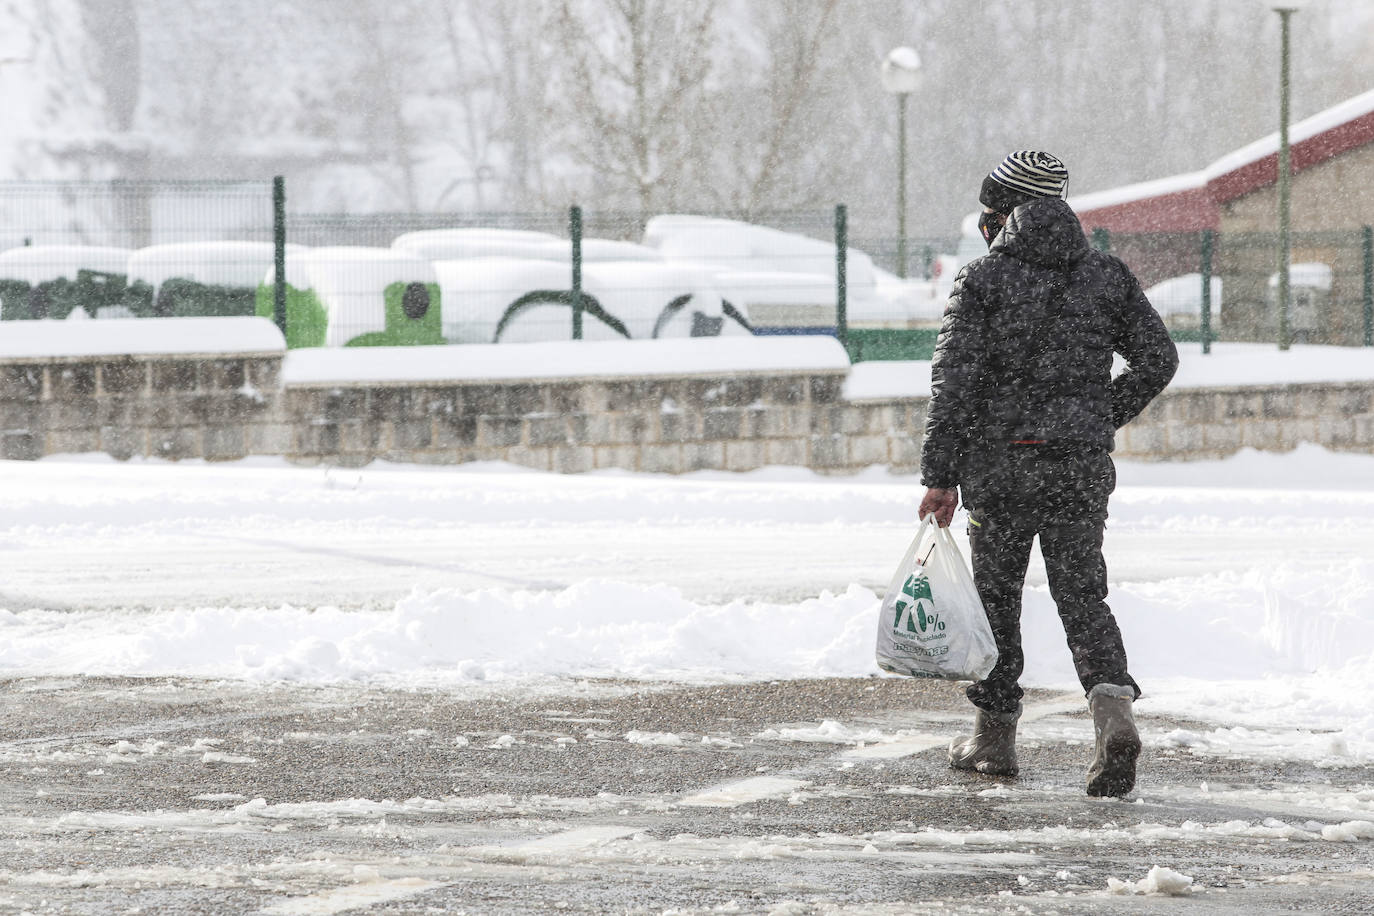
[{"x1": 875, "y1": 514, "x2": 998, "y2": 681}]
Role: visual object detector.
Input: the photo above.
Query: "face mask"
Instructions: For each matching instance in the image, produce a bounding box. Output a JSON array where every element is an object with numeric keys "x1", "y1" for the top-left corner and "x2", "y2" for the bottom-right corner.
[{"x1": 978, "y1": 210, "x2": 1006, "y2": 248}]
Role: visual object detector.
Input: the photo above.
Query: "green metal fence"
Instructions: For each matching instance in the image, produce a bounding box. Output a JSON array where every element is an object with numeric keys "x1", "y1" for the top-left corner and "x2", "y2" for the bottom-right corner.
[
  {"x1": 0, "y1": 179, "x2": 952, "y2": 355},
  {"x1": 1091, "y1": 226, "x2": 1374, "y2": 350},
  {"x1": 0, "y1": 180, "x2": 277, "y2": 324},
  {"x1": 3, "y1": 179, "x2": 1369, "y2": 359},
  {"x1": 0, "y1": 179, "x2": 276, "y2": 251}
]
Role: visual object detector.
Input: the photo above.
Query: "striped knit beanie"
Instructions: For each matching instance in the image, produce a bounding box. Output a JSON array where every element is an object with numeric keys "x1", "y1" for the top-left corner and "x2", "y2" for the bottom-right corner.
[{"x1": 979, "y1": 150, "x2": 1069, "y2": 213}]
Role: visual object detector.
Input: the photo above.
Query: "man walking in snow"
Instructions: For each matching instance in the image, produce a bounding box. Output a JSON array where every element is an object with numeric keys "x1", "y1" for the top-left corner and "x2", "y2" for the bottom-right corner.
[{"x1": 918, "y1": 150, "x2": 1178, "y2": 797}]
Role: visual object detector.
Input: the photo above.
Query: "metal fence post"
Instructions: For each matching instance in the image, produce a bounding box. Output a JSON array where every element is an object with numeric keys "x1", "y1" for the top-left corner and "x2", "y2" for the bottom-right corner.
[
  {"x1": 272, "y1": 176, "x2": 287, "y2": 337},
  {"x1": 896, "y1": 95, "x2": 908, "y2": 279},
  {"x1": 570, "y1": 205, "x2": 583, "y2": 340},
  {"x1": 1276, "y1": 9, "x2": 1294, "y2": 352},
  {"x1": 1200, "y1": 229, "x2": 1214, "y2": 355},
  {"x1": 835, "y1": 203, "x2": 848, "y2": 350},
  {"x1": 1363, "y1": 225, "x2": 1373, "y2": 347}
]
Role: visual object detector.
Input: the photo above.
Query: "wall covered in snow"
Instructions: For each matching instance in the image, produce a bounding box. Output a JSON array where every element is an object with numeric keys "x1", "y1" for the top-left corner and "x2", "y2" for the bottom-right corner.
[{"x1": 1, "y1": 336, "x2": 1373, "y2": 469}]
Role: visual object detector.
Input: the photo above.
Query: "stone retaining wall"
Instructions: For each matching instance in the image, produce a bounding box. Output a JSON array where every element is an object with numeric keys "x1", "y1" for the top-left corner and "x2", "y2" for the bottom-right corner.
[
  {"x1": 283, "y1": 373, "x2": 865, "y2": 473},
  {"x1": 3, "y1": 350, "x2": 1373, "y2": 469},
  {"x1": 0, "y1": 354, "x2": 281, "y2": 462},
  {"x1": 1113, "y1": 383, "x2": 1374, "y2": 458}
]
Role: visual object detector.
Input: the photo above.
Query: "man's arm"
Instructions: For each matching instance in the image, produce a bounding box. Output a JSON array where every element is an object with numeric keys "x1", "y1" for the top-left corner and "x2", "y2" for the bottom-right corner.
[
  {"x1": 920, "y1": 263, "x2": 987, "y2": 524},
  {"x1": 1110, "y1": 267, "x2": 1179, "y2": 427}
]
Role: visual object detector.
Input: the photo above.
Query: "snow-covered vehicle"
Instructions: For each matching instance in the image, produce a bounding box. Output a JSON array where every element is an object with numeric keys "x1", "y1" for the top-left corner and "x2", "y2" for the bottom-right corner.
[
  {"x1": 643, "y1": 215, "x2": 947, "y2": 332},
  {"x1": 393, "y1": 228, "x2": 664, "y2": 265},
  {"x1": 432, "y1": 257, "x2": 744, "y2": 344},
  {"x1": 0, "y1": 244, "x2": 134, "y2": 320},
  {"x1": 128, "y1": 241, "x2": 292, "y2": 320},
  {"x1": 258, "y1": 247, "x2": 443, "y2": 348},
  {"x1": 1144, "y1": 273, "x2": 1224, "y2": 332},
  {"x1": 391, "y1": 228, "x2": 564, "y2": 262},
  {"x1": 397, "y1": 229, "x2": 748, "y2": 344}
]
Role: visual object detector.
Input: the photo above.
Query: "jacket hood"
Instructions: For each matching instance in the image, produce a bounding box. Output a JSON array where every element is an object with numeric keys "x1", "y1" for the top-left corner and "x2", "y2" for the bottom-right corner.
[{"x1": 989, "y1": 197, "x2": 1091, "y2": 269}]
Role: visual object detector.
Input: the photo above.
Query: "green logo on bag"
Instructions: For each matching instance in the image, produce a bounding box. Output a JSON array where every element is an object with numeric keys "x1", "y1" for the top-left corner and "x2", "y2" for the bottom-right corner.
[
  {"x1": 893, "y1": 572, "x2": 945, "y2": 639},
  {"x1": 901, "y1": 573, "x2": 932, "y2": 605}
]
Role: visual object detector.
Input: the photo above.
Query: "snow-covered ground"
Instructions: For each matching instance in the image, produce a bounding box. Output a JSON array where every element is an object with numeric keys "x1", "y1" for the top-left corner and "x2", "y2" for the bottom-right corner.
[{"x1": 1, "y1": 443, "x2": 1372, "y2": 769}]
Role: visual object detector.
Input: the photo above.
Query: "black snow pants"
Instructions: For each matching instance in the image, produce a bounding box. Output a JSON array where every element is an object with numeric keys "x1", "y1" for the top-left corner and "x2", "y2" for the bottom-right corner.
[{"x1": 958, "y1": 444, "x2": 1140, "y2": 715}]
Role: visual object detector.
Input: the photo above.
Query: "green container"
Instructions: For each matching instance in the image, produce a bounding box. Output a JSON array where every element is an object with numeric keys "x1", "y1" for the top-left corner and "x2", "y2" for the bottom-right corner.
[
  {"x1": 0, "y1": 245, "x2": 135, "y2": 320},
  {"x1": 255, "y1": 283, "x2": 328, "y2": 349},
  {"x1": 257, "y1": 248, "x2": 443, "y2": 348},
  {"x1": 345, "y1": 281, "x2": 443, "y2": 347}
]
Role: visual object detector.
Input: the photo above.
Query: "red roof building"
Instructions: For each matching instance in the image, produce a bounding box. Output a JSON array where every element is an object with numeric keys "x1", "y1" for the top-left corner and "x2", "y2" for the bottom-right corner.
[
  {"x1": 1070, "y1": 87, "x2": 1374, "y2": 344},
  {"x1": 1074, "y1": 85, "x2": 1374, "y2": 234}
]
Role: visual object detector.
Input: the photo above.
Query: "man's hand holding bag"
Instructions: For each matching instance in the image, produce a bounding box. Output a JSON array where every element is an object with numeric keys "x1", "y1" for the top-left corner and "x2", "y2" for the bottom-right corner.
[{"x1": 875, "y1": 514, "x2": 998, "y2": 681}]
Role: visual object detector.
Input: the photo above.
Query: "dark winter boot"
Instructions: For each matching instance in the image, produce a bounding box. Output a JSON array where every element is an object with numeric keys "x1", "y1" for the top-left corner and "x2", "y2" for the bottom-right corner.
[
  {"x1": 948, "y1": 705, "x2": 1020, "y2": 776},
  {"x1": 1086, "y1": 684, "x2": 1141, "y2": 797}
]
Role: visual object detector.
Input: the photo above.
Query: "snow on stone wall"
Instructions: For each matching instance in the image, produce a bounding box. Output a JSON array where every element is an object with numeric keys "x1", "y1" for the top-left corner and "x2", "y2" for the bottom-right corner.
[{"x1": 2, "y1": 331, "x2": 1373, "y2": 470}]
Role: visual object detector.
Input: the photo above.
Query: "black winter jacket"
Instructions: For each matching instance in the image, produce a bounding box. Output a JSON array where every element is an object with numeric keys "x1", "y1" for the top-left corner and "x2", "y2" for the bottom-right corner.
[{"x1": 920, "y1": 197, "x2": 1178, "y2": 490}]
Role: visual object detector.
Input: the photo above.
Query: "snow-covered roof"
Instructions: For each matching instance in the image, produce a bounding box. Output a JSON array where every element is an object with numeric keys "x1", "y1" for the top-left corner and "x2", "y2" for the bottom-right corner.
[
  {"x1": 1073, "y1": 85, "x2": 1374, "y2": 222},
  {"x1": 1068, "y1": 171, "x2": 1208, "y2": 215},
  {"x1": 1206, "y1": 85, "x2": 1374, "y2": 184}
]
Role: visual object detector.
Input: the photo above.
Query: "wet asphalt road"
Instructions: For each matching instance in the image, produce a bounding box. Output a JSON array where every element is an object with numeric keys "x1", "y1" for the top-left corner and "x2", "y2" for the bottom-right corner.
[{"x1": 0, "y1": 675, "x2": 1371, "y2": 915}]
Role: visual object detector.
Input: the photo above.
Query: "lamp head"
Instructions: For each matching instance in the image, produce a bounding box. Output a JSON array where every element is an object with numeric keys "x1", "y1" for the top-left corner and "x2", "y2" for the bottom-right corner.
[{"x1": 881, "y1": 46, "x2": 922, "y2": 95}]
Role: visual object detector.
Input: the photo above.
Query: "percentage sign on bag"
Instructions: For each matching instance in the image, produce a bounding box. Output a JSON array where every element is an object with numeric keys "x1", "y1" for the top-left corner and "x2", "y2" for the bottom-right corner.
[{"x1": 915, "y1": 605, "x2": 946, "y2": 634}]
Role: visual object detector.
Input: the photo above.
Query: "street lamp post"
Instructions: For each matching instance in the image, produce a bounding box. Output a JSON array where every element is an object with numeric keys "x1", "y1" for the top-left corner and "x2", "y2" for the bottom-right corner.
[
  {"x1": 882, "y1": 47, "x2": 921, "y2": 279},
  {"x1": 1273, "y1": 3, "x2": 1303, "y2": 350}
]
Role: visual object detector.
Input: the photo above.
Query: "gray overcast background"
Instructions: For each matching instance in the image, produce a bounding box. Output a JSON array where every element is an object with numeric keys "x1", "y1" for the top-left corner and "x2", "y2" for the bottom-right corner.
[{"x1": 5, "y1": 0, "x2": 1374, "y2": 239}]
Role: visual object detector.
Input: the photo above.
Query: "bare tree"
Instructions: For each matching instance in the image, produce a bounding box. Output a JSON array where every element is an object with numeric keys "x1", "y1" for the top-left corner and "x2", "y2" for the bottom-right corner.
[
  {"x1": 418, "y1": 0, "x2": 558, "y2": 211},
  {"x1": 727, "y1": 0, "x2": 844, "y2": 213},
  {"x1": 548, "y1": 0, "x2": 723, "y2": 216},
  {"x1": 14, "y1": 0, "x2": 1370, "y2": 238},
  {"x1": 308, "y1": 0, "x2": 435, "y2": 210},
  {"x1": 77, "y1": 0, "x2": 140, "y2": 131},
  {"x1": 1, "y1": 0, "x2": 112, "y2": 178}
]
